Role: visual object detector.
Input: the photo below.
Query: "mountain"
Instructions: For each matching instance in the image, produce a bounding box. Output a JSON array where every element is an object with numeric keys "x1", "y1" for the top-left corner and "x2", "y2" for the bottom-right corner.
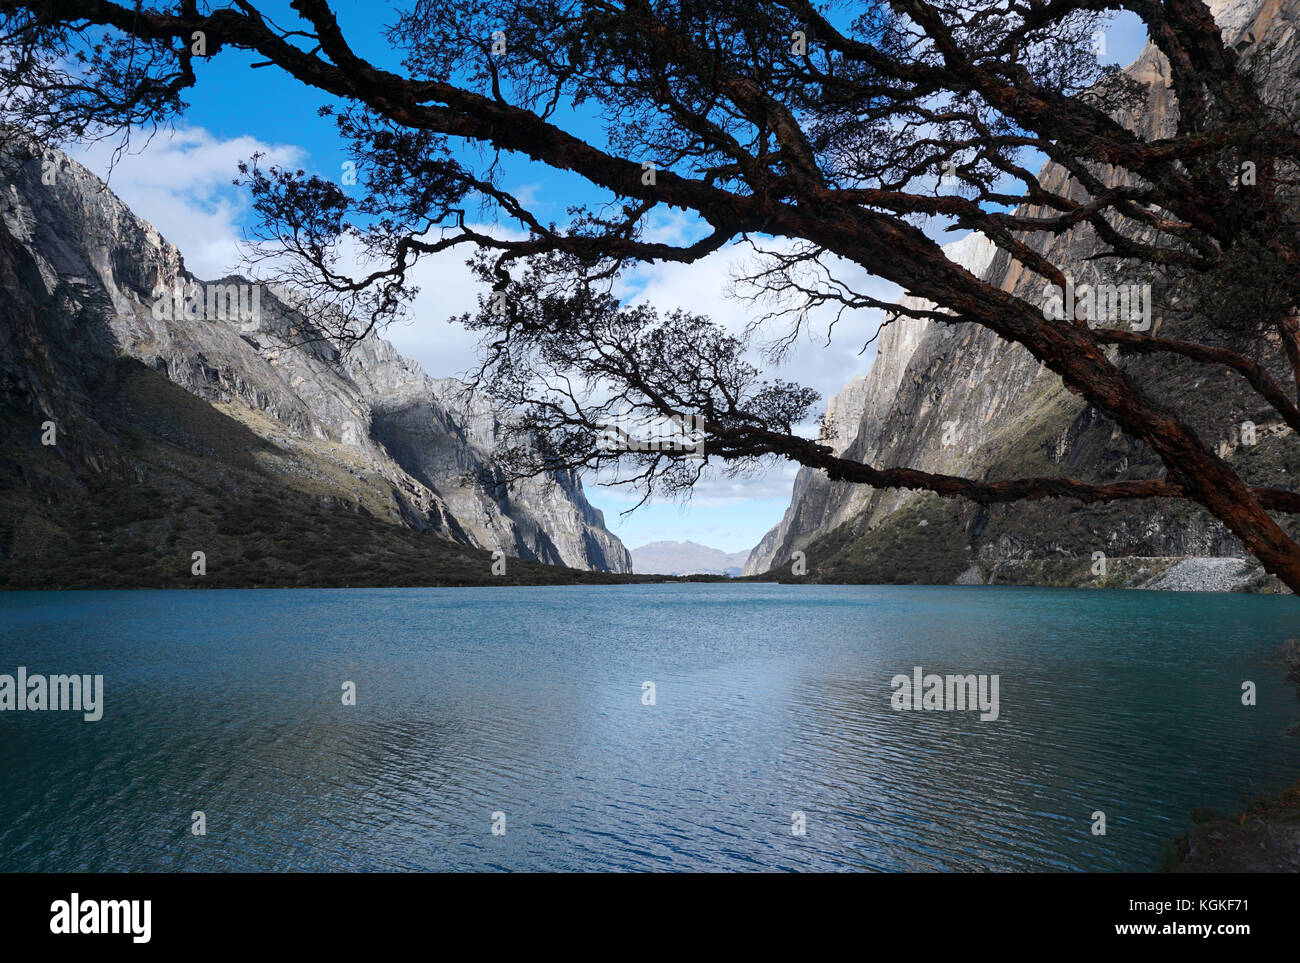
[
  {"x1": 630, "y1": 540, "x2": 750, "y2": 576},
  {"x1": 745, "y1": 0, "x2": 1300, "y2": 592},
  {"x1": 0, "y1": 139, "x2": 631, "y2": 588},
  {"x1": 744, "y1": 232, "x2": 997, "y2": 577}
]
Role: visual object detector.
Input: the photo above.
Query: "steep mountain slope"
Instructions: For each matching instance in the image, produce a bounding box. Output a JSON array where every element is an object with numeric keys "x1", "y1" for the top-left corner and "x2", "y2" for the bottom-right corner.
[
  {"x1": 746, "y1": 0, "x2": 1300, "y2": 591},
  {"x1": 744, "y1": 232, "x2": 996, "y2": 575},
  {"x1": 0, "y1": 139, "x2": 631, "y2": 586}
]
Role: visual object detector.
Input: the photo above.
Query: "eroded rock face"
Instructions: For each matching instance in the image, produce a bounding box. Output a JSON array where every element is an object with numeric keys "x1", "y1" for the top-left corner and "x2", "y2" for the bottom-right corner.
[
  {"x1": 745, "y1": 0, "x2": 1299, "y2": 588},
  {"x1": 0, "y1": 142, "x2": 630, "y2": 573},
  {"x1": 744, "y1": 234, "x2": 997, "y2": 576}
]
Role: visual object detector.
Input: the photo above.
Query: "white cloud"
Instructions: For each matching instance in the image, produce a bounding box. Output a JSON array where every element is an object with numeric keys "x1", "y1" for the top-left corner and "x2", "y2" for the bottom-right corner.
[
  {"x1": 615, "y1": 242, "x2": 900, "y2": 419},
  {"x1": 383, "y1": 231, "x2": 517, "y2": 383},
  {"x1": 71, "y1": 128, "x2": 305, "y2": 280},
  {"x1": 596, "y1": 459, "x2": 802, "y2": 507}
]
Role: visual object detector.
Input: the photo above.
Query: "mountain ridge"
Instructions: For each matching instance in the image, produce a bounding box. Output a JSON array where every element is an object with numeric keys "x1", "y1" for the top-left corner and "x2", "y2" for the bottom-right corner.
[
  {"x1": 0, "y1": 138, "x2": 632, "y2": 586},
  {"x1": 743, "y1": 0, "x2": 1300, "y2": 592},
  {"x1": 630, "y1": 540, "x2": 749, "y2": 576}
]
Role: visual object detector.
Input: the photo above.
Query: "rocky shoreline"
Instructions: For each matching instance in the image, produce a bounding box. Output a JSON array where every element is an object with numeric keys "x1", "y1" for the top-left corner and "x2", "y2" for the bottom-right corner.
[
  {"x1": 1165, "y1": 638, "x2": 1300, "y2": 871},
  {"x1": 962, "y1": 555, "x2": 1287, "y2": 593}
]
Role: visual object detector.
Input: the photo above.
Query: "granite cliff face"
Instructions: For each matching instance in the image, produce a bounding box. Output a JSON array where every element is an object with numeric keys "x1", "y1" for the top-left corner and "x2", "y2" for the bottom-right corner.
[
  {"x1": 743, "y1": 232, "x2": 996, "y2": 576},
  {"x1": 0, "y1": 141, "x2": 630, "y2": 583},
  {"x1": 746, "y1": 0, "x2": 1300, "y2": 590}
]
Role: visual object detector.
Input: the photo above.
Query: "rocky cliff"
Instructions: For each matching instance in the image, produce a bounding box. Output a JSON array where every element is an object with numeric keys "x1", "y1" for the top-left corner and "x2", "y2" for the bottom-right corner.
[
  {"x1": 743, "y1": 232, "x2": 996, "y2": 575},
  {"x1": 0, "y1": 139, "x2": 631, "y2": 586},
  {"x1": 745, "y1": 0, "x2": 1300, "y2": 591}
]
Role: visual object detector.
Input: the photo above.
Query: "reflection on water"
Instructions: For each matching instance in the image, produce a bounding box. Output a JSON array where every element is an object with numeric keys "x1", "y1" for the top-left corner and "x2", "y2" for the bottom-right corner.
[{"x1": 0, "y1": 584, "x2": 1296, "y2": 871}]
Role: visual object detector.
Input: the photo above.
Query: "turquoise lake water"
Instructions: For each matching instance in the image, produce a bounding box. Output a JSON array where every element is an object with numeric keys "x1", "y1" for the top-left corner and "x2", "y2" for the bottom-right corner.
[{"x1": 1, "y1": 583, "x2": 1297, "y2": 871}]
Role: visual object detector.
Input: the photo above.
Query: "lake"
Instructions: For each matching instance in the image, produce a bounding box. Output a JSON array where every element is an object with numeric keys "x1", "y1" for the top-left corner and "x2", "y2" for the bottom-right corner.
[{"x1": 1, "y1": 584, "x2": 1297, "y2": 871}]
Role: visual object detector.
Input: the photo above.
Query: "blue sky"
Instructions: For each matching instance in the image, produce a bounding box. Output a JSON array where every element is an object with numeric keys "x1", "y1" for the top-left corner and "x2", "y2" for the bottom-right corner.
[{"x1": 72, "y1": 1, "x2": 1150, "y2": 554}]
